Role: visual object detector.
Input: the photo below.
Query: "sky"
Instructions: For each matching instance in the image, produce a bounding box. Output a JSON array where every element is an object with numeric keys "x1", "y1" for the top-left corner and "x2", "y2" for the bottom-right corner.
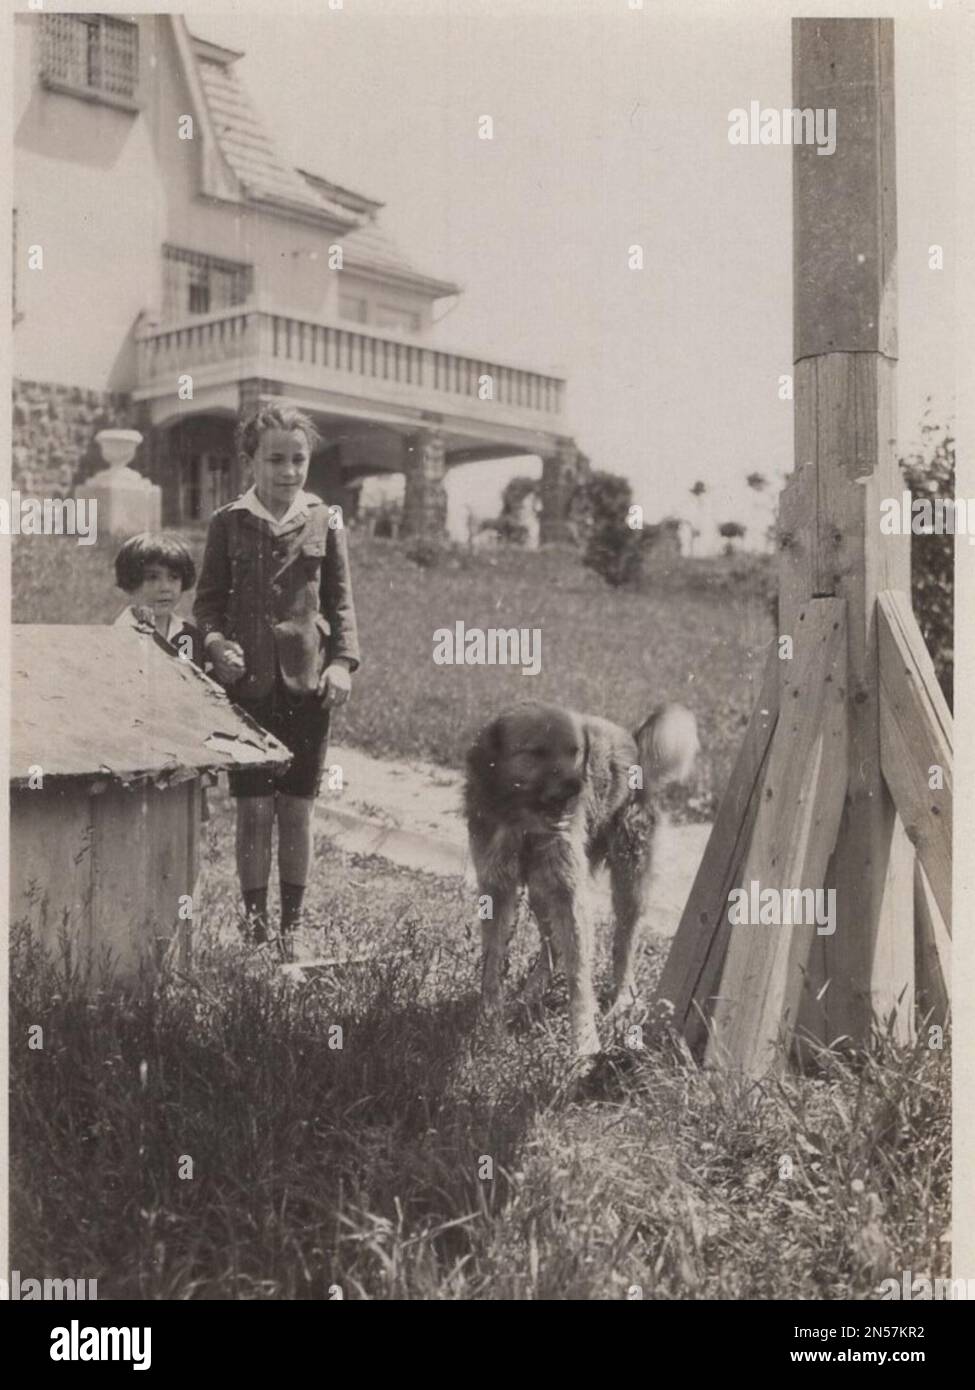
[{"x1": 190, "y1": 0, "x2": 959, "y2": 549}]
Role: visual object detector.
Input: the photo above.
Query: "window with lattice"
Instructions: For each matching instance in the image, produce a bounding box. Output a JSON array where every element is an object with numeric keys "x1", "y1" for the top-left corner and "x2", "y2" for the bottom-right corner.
[
  {"x1": 41, "y1": 14, "x2": 139, "y2": 104},
  {"x1": 163, "y1": 246, "x2": 254, "y2": 321}
]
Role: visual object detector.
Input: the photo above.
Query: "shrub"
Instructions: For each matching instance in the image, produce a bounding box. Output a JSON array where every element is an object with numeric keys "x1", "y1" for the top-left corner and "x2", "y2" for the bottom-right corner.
[
  {"x1": 900, "y1": 424, "x2": 953, "y2": 709},
  {"x1": 576, "y1": 471, "x2": 644, "y2": 588},
  {"x1": 405, "y1": 536, "x2": 445, "y2": 569}
]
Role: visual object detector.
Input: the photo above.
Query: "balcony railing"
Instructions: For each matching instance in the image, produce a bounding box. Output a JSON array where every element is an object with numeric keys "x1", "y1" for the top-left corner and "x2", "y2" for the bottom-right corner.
[{"x1": 135, "y1": 305, "x2": 566, "y2": 433}]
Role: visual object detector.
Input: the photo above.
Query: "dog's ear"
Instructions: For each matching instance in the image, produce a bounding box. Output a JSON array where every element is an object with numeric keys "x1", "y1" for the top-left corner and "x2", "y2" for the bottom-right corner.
[{"x1": 466, "y1": 714, "x2": 504, "y2": 783}]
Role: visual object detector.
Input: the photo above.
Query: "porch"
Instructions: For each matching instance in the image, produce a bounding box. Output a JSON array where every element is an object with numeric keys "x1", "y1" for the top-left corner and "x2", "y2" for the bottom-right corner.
[{"x1": 132, "y1": 304, "x2": 583, "y2": 537}]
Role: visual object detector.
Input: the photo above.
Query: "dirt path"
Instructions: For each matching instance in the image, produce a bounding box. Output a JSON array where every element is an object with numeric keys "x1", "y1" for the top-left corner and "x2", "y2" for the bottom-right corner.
[{"x1": 316, "y1": 743, "x2": 711, "y2": 938}]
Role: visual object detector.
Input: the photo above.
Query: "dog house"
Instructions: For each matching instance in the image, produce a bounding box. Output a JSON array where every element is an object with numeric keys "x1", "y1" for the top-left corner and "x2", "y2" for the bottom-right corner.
[{"x1": 9, "y1": 623, "x2": 291, "y2": 978}]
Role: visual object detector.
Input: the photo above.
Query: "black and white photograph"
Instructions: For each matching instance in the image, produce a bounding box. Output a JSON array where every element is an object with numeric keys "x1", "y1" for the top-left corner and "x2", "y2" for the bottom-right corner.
[{"x1": 1, "y1": 0, "x2": 971, "y2": 1332}]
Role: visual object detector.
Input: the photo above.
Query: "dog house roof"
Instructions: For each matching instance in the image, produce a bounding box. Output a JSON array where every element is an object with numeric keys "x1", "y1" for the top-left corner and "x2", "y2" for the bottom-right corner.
[{"x1": 9, "y1": 624, "x2": 292, "y2": 788}]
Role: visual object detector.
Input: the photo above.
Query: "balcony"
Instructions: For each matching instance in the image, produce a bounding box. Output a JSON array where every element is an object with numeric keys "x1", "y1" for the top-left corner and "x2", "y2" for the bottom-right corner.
[{"x1": 134, "y1": 304, "x2": 568, "y2": 453}]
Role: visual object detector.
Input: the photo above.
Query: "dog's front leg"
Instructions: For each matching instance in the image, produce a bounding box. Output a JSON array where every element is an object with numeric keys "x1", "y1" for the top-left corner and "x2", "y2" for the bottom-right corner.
[{"x1": 527, "y1": 839, "x2": 600, "y2": 1057}]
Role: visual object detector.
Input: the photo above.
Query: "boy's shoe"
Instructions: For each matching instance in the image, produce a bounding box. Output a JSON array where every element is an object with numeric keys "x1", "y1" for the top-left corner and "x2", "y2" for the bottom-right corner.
[{"x1": 278, "y1": 917, "x2": 323, "y2": 964}]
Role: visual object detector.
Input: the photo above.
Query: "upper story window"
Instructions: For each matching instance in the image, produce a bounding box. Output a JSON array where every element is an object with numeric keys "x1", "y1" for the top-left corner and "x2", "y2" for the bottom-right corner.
[
  {"x1": 41, "y1": 14, "x2": 140, "y2": 107},
  {"x1": 338, "y1": 293, "x2": 369, "y2": 325},
  {"x1": 163, "y1": 246, "x2": 253, "y2": 321},
  {"x1": 376, "y1": 303, "x2": 422, "y2": 335}
]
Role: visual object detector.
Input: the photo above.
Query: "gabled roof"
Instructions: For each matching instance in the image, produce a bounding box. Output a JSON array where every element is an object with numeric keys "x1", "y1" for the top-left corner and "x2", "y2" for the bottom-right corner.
[
  {"x1": 183, "y1": 22, "x2": 461, "y2": 299},
  {"x1": 191, "y1": 38, "x2": 358, "y2": 226},
  {"x1": 10, "y1": 625, "x2": 291, "y2": 787}
]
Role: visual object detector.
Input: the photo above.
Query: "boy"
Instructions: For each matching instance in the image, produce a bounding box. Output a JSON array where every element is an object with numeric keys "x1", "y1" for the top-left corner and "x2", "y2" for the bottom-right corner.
[{"x1": 193, "y1": 404, "x2": 360, "y2": 949}]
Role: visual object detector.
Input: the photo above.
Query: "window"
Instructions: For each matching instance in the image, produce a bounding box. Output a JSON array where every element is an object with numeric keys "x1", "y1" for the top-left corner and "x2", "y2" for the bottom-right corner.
[
  {"x1": 163, "y1": 246, "x2": 253, "y2": 321},
  {"x1": 339, "y1": 294, "x2": 369, "y2": 325},
  {"x1": 375, "y1": 303, "x2": 422, "y2": 335},
  {"x1": 41, "y1": 14, "x2": 140, "y2": 105}
]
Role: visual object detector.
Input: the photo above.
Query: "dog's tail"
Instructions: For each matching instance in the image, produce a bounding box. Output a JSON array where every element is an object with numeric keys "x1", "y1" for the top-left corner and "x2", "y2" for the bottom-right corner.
[{"x1": 634, "y1": 703, "x2": 699, "y2": 793}]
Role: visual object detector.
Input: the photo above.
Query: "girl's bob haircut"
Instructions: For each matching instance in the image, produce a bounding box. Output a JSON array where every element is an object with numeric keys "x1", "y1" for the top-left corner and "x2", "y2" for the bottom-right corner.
[
  {"x1": 114, "y1": 532, "x2": 197, "y2": 593},
  {"x1": 236, "y1": 404, "x2": 321, "y2": 459}
]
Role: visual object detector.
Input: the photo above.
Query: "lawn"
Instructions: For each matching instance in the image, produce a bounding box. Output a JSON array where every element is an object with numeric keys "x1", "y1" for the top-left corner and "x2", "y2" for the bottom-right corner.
[
  {"x1": 12, "y1": 528, "x2": 776, "y2": 819},
  {"x1": 9, "y1": 787, "x2": 951, "y2": 1299},
  {"x1": 8, "y1": 528, "x2": 950, "y2": 1299}
]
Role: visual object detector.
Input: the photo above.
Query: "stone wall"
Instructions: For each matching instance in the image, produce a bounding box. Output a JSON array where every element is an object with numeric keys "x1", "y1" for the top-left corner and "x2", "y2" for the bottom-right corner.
[{"x1": 12, "y1": 379, "x2": 135, "y2": 494}]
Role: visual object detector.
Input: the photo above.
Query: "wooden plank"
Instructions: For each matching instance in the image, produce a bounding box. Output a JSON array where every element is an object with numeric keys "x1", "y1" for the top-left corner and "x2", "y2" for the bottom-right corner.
[
  {"x1": 792, "y1": 19, "x2": 897, "y2": 360},
  {"x1": 652, "y1": 647, "x2": 779, "y2": 1045},
  {"x1": 147, "y1": 782, "x2": 196, "y2": 970},
  {"x1": 705, "y1": 599, "x2": 848, "y2": 1075},
  {"x1": 181, "y1": 779, "x2": 200, "y2": 971},
  {"x1": 915, "y1": 860, "x2": 950, "y2": 1026},
  {"x1": 878, "y1": 590, "x2": 952, "y2": 928},
  {"x1": 9, "y1": 785, "x2": 94, "y2": 959},
  {"x1": 90, "y1": 787, "x2": 152, "y2": 980}
]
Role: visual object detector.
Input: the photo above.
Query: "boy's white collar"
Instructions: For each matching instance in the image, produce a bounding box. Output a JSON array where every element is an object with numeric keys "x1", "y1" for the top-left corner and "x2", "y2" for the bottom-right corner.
[{"x1": 230, "y1": 486, "x2": 317, "y2": 528}]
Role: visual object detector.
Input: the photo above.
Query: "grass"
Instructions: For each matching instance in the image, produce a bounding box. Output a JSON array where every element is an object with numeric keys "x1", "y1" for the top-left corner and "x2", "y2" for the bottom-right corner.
[
  {"x1": 10, "y1": 789, "x2": 950, "y2": 1299},
  {"x1": 9, "y1": 528, "x2": 950, "y2": 1299}
]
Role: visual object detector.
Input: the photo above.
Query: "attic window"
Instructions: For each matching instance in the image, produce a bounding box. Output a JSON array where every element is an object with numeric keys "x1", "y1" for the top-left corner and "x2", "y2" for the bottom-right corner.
[{"x1": 41, "y1": 14, "x2": 140, "y2": 108}]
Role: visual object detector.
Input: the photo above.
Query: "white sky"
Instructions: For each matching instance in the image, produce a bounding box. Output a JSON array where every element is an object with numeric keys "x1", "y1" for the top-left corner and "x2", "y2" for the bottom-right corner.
[{"x1": 191, "y1": 0, "x2": 959, "y2": 548}]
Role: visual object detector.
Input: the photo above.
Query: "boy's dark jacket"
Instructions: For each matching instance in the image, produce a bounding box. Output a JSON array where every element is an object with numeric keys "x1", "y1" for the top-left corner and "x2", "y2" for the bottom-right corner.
[{"x1": 193, "y1": 496, "x2": 360, "y2": 701}]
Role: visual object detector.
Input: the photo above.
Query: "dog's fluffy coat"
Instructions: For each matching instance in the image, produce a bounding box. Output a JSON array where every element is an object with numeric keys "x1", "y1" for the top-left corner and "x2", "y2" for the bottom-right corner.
[{"x1": 465, "y1": 701, "x2": 698, "y2": 1056}]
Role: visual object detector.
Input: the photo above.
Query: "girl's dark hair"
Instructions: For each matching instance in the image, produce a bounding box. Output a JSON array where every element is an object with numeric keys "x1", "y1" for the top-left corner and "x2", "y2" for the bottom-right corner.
[
  {"x1": 236, "y1": 404, "x2": 320, "y2": 459},
  {"x1": 114, "y1": 533, "x2": 197, "y2": 593}
]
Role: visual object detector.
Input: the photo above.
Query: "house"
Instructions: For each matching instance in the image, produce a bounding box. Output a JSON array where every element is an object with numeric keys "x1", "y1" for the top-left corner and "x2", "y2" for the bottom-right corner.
[
  {"x1": 13, "y1": 12, "x2": 583, "y2": 538},
  {"x1": 8, "y1": 623, "x2": 291, "y2": 978}
]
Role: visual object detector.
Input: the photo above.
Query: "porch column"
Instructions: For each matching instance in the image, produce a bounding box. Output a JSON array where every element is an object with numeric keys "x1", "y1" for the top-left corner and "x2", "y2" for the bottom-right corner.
[
  {"x1": 401, "y1": 428, "x2": 447, "y2": 538},
  {"x1": 539, "y1": 439, "x2": 583, "y2": 544}
]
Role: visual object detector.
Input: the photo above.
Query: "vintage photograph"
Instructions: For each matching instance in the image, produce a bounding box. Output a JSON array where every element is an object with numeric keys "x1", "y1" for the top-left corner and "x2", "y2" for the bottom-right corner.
[{"x1": 3, "y1": 0, "x2": 963, "y2": 1313}]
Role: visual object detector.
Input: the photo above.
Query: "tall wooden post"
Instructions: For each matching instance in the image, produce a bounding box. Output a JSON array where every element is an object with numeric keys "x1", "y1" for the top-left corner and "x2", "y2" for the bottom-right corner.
[
  {"x1": 788, "y1": 18, "x2": 914, "y2": 1048},
  {"x1": 653, "y1": 19, "x2": 934, "y2": 1072}
]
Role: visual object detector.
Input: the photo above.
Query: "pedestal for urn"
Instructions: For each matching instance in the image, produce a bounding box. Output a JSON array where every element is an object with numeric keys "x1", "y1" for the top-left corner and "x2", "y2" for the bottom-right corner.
[{"x1": 76, "y1": 430, "x2": 162, "y2": 536}]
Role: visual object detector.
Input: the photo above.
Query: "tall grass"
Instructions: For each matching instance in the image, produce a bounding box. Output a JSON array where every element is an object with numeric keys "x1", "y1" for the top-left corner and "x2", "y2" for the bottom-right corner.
[{"x1": 9, "y1": 800, "x2": 950, "y2": 1300}]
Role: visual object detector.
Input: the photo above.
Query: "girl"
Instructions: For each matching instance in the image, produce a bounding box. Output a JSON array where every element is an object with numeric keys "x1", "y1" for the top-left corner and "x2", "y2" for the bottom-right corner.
[
  {"x1": 114, "y1": 532, "x2": 202, "y2": 665},
  {"x1": 193, "y1": 405, "x2": 360, "y2": 948}
]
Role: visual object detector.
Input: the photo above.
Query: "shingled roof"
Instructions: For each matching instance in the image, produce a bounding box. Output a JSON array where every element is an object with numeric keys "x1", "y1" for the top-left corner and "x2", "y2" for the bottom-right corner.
[
  {"x1": 186, "y1": 27, "x2": 460, "y2": 298},
  {"x1": 191, "y1": 39, "x2": 356, "y2": 224},
  {"x1": 10, "y1": 625, "x2": 291, "y2": 788}
]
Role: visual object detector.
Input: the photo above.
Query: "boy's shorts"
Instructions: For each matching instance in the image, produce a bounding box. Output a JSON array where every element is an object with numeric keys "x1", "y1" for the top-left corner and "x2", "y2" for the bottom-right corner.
[{"x1": 229, "y1": 678, "x2": 331, "y2": 800}]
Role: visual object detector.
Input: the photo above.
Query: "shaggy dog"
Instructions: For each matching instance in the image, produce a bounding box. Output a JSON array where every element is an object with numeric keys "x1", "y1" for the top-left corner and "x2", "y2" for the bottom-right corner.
[{"x1": 465, "y1": 701, "x2": 698, "y2": 1057}]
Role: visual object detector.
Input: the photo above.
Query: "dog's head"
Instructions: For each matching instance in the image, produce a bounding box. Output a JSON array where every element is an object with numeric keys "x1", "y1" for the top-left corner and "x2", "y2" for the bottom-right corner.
[{"x1": 467, "y1": 702, "x2": 589, "y2": 820}]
